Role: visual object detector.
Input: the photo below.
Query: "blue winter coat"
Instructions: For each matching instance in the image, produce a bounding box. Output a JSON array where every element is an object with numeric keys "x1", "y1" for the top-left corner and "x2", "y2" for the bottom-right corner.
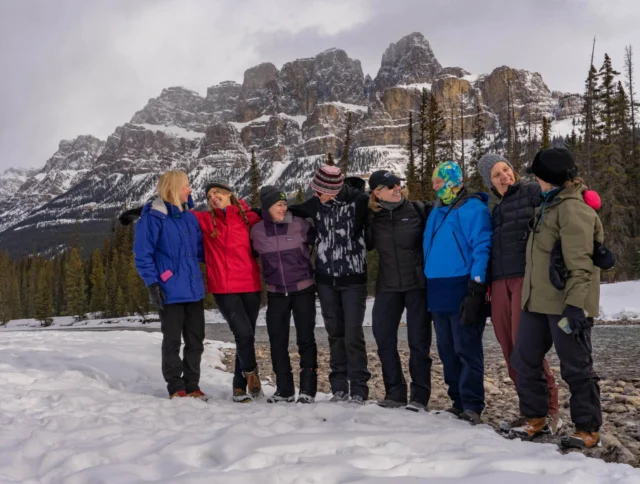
[
  {"x1": 423, "y1": 190, "x2": 492, "y2": 313},
  {"x1": 133, "y1": 197, "x2": 205, "y2": 304}
]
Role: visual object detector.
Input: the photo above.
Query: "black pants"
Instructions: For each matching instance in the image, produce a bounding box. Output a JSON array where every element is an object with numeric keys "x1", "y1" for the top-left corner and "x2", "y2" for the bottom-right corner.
[
  {"x1": 511, "y1": 310, "x2": 602, "y2": 432},
  {"x1": 316, "y1": 283, "x2": 370, "y2": 398},
  {"x1": 214, "y1": 292, "x2": 261, "y2": 390},
  {"x1": 372, "y1": 290, "x2": 433, "y2": 406},
  {"x1": 160, "y1": 300, "x2": 205, "y2": 395},
  {"x1": 266, "y1": 287, "x2": 318, "y2": 397}
]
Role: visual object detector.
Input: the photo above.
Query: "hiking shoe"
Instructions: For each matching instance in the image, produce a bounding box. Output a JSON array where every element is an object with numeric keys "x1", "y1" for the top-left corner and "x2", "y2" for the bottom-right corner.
[
  {"x1": 187, "y1": 390, "x2": 209, "y2": 401},
  {"x1": 351, "y1": 395, "x2": 366, "y2": 405},
  {"x1": 444, "y1": 406, "x2": 463, "y2": 417},
  {"x1": 561, "y1": 430, "x2": 601, "y2": 449},
  {"x1": 376, "y1": 399, "x2": 406, "y2": 409},
  {"x1": 266, "y1": 392, "x2": 295, "y2": 403},
  {"x1": 508, "y1": 417, "x2": 550, "y2": 440},
  {"x1": 499, "y1": 416, "x2": 527, "y2": 433},
  {"x1": 232, "y1": 388, "x2": 252, "y2": 403},
  {"x1": 405, "y1": 401, "x2": 427, "y2": 413},
  {"x1": 297, "y1": 393, "x2": 315, "y2": 404},
  {"x1": 330, "y1": 391, "x2": 349, "y2": 402},
  {"x1": 243, "y1": 368, "x2": 264, "y2": 400},
  {"x1": 459, "y1": 409, "x2": 481, "y2": 425},
  {"x1": 548, "y1": 414, "x2": 563, "y2": 435},
  {"x1": 170, "y1": 390, "x2": 187, "y2": 399}
]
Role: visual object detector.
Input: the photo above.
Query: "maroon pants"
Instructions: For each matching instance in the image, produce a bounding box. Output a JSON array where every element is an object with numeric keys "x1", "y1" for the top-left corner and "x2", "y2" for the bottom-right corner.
[{"x1": 491, "y1": 277, "x2": 559, "y2": 416}]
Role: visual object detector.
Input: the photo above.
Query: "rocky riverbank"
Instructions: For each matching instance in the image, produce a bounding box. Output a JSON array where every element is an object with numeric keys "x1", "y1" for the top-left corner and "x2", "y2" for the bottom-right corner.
[{"x1": 221, "y1": 343, "x2": 640, "y2": 467}]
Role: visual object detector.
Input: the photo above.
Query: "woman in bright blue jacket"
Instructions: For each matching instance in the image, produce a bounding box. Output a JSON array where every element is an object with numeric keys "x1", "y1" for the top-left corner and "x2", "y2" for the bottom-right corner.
[
  {"x1": 423, "y1": 161, "x2": 492, "y2": 424},
  {"x1": 134, "y1": 170, "x2": 206, "y2": 400}
]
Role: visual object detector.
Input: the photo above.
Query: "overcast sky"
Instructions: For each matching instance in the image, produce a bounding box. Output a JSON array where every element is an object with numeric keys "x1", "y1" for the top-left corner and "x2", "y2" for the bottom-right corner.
[{"x1": 1, "y1": 0, "x2": 638, "y2": 172}]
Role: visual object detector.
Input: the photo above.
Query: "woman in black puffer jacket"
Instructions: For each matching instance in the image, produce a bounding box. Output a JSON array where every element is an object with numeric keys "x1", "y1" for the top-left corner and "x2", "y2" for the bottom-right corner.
[
  {"x1": 478, "y1": 153, "x2": 560, "y2": 432},
  {"x1": 366, "y1": 170, "x2": 433, "y2": 412}
]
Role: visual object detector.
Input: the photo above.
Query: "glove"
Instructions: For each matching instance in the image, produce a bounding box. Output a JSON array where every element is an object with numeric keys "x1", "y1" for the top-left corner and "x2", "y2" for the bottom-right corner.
[
  {"x1": 461, "y1": 280, "x2": 487, "y2": 326},
  {"x1": 118, "y1": 206, "x2": 143, "y2": 226},
  {"x1": 561, "y1": 305, "x2": 593, "y2": 350},
  {"x1": 148, "y1": 283, "x2": 165, "y2": 311}
]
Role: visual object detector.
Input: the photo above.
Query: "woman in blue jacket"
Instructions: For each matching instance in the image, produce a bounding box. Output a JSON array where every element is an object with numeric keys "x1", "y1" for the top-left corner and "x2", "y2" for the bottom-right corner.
[
  {"x1": 423, "y1": 161, "x2": 492, "y2": 424},
  {"x1": 134, "y1": 170, "x2": 206, "y2": 400}
]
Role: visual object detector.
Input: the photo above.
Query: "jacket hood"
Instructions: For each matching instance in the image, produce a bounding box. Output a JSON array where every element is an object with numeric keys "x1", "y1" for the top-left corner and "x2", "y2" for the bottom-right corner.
[{"x1": 142, "y1": 194, "x2": 195, "y2": 219}]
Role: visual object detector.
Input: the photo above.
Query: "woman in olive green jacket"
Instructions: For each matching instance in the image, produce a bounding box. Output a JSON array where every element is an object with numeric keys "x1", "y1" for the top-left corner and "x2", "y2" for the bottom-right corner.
[{"x1": 509, "y1": 148, "x2": 603, "y2": 450}]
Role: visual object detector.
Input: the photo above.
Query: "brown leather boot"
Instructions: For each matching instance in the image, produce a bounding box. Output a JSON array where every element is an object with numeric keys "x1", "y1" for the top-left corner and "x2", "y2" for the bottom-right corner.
[
  {"x1": 243, "y1": 368, "x2": 264, "y2": 400},
  {"x1": 561, "y1": 430, "x2": 601, "y2": 449},
  {"x1": 508, "y1": 417, "x2": 550, "y2": 440}
]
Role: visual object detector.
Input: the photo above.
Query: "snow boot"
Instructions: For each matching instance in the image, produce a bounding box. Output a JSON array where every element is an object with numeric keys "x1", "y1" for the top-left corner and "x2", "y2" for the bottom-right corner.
[
  {"x1": 508, "y1": 417, "x2": 550, "y2": 441},
  {"x1": 350, "y1": 395, "x2": 366, "y2": 405},
  {"x1": 440, "y1": 406, "x2": 463, "y2": 417},
  {"x1": 405, "y1": 401, "x2": 427, "y2": 413},
  {"x1": 297, "y1": 392, "x2": 315, "y2": 404},
  {"x1": 499, "y1": 416, "x2": 526, "y2": 433},
  {"x1": 266, "y1": 392, "x2": 295, "y2": 403},
  {"x1": 232, "y1": 388, "x2": 252, "y2": 403},
  {"x1": 243, "y1": 368, "x2": 264, "y2": 400},
  {"x1": 330, "y1": 391, "x2": 349, "y2": 403},
  {"x1": 561, "y1": 431, "x2": 601, "y2": 449},
  {"x1": 187, "y1": 390, "x2": 209, "y2": 401},
  {"x1": 376, "y1": 399, "x2": 406, "y2": 409},
  {"x1": 459, "y1": 409, "x2": 481, "y2": 425},
  {"x1": 170, "y1": 390, "x2": 187, "y2": 399}
]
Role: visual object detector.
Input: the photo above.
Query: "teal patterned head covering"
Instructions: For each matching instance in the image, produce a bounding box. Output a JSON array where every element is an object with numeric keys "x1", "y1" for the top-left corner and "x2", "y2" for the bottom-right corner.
[{"x1": 432, "y1": 161, "x2": 463, "y2": 204}]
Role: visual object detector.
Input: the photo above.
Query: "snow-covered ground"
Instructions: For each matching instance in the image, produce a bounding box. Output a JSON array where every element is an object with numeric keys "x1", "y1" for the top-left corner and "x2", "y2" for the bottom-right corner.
[
  {"x1": 1, "y1": 330, "x2": 638, "y2": 483},
  {"x1": 3, "y1": 280, "x2": 638, "y2": 331}
]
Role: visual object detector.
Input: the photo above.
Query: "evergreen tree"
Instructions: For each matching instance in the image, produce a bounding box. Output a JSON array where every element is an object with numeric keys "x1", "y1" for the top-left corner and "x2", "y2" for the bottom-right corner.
[
  {"x1": 89, "y1": 249, "x2": 107, "y2": 314},
  {"x1": 582, "y1": 63, "x2": 600, "y2": 184},
  {"x1": 424, "y1": 92, "x2": 449, "y2": 199},
  {"x1": 0, "y1": 252, "x2": 14, "y2": 323},
  {"x1": 34, "y1": 264, "x2": 53, "y2": 326},
  {"x1": 624, "y1": 46, "x2": 638, "y2": 165},
  {"x1": 541, "y1": 116, "x2": 551, "y2": 149},
  {"x1": 405, "y1": 111, "x2": 421, "y2": 200},
  {"x1": 295, "y1": 186, "x2": 305, "y2": 203},
  {"x1": 115, "y1": 285, "x2": 126, "y2": 317},
  {"x1": 467, "y1": 97, "x2": 486, "y2": 191},
  {"x1": 340, "y1": 112, "x2": 352, "y2": 175},
  {"x1": 326, "y1": 152, "x2": 335, "y2": 166},
  {"x1": 64, "y1": 247, "x2": 87, "y2": 320},
  {"x1": 418, "y1": 88, "x2": 428, "y2": 184},
  {"x1": 249, "y1": 148, "x2": 260, "y2": 207},
  {"x1": 459, "y1": 93, "x2": 466, "y2": 176}
]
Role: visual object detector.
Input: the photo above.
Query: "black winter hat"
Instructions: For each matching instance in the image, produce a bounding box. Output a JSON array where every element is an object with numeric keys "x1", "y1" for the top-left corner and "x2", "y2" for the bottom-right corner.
[
  {"x1": 260, "y1": 185, "x2": 286, "y2": 210},
  {"x1": 204, "y1": 181, "x2": 233, "y2": 197},
  {"x1": 368, "y1": 170, "x2": 404, "y2": 191},
  {"x1": 526, "y1": 148, "x2": 577, "y2": 186}
]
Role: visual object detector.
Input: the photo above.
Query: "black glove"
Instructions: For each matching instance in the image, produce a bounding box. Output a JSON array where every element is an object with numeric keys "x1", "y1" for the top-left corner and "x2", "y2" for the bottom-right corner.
[
  {"x1": 461, "y1": 280, "x2": 487, "y2": 326},
  {"x1": 119, "y1": 206, "x2": 143, "y2": 226},
  {"x1": 148, "y1": 283, "x2": 165, "y2": 311},
  {"x1": 561, "y1": 305, "x2": 593, "y2": 350}
]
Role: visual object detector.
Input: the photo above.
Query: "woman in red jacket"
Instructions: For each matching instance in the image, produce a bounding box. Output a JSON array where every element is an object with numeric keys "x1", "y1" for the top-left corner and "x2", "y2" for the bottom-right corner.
[{"x1": 192, "y1": 181, "x2": 263, "y2": 403}]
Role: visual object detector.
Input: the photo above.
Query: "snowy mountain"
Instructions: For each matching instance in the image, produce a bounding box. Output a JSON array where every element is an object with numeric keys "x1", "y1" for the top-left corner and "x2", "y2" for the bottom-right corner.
[
  {"x1": 0, "y1": 31, "x2": 584, "y2": 255},
  {"x1": 0, "y1": 167, "x2": 38, "y2": 200}
]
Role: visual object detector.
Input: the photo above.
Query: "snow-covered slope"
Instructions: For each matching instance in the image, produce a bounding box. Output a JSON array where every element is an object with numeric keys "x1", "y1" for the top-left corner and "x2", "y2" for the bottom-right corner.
[{"x1": 1, "y1": 330, "x2": 638, "y2": 483}]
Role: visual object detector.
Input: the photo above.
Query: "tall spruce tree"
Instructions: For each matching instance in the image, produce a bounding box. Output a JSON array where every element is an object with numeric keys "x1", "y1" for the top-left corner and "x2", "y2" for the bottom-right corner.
[
  {"x1": 34, "y1": 264, "x2": 53, "y2": 326},
  {"x1": 418, "y1": 88, "x2": 429, "y2": 184},
  {"x1": 582, "y1": 63, "x2": 599, "y2": 184},
  {"x1": 406, "y1": 111, "x2": 421, "y2": 200},
  {"x1": 64, "y1": 247, "x2": 87, "y2": 320},
  {"x1": 541, "y1": 116, "x2": 551, "y2": 149},
  {"x1": 424, "y1": 92, "x2": 449, "y2": 199},
  {"x1": 89, "y1": 249, "x2": 107, "y2": 314},
  {"x1": 340, "y1": 112, "x2": 352, "y2": 175},
  {"x1": 249, "y1": 148, "x2": 260, "y2": 207},
  {"x1": 467, "y1": 97, "x2": 486, "y2": 191},
  {"x1": 624, "y1": 46, "x2": 638, "y2": 165},
  {"x1": 326, "y1": 152, "x2": 335, "y2": 166},
  {"x1": 295, "y1": 186, "x2": 305, "y2": 203}
]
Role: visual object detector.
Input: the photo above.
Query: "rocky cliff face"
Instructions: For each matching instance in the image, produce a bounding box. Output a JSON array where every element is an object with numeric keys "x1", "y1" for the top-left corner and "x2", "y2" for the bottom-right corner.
[{"x1": 0, "y1": 32, "x2": 583, "y2": 256}]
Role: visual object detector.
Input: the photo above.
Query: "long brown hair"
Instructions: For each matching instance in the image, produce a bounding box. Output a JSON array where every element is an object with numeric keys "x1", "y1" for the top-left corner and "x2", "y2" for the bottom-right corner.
[{"x1": 208, "y1": 188, "x2": 250, "y2": 238}]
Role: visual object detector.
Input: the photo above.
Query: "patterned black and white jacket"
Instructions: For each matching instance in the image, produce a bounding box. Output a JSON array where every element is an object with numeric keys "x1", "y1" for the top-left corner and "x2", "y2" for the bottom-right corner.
[{"x1": 289, "y1": 184, "x2": 369, "y2": 286}]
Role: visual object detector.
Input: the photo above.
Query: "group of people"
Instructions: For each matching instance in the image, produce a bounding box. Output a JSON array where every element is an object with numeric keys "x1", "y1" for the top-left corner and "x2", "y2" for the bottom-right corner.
[{"x1": 130, "y1": 146, "x2": 605, "y2": 451}]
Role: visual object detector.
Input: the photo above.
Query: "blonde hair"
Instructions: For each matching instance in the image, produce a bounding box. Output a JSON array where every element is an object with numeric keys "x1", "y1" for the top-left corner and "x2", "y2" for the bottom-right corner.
[
  {"x1": 157, "y1": 170, "x2": 189, "y2": 211},
  {"x1": 208, "y1": 187, "x2": 250, "y2": 237},
  {"x1": 564, "y1": 176, "x2": 585, "y2": 189},
  {"x1": 369, "y1": 186, "x2": 409, "y2": 212}
]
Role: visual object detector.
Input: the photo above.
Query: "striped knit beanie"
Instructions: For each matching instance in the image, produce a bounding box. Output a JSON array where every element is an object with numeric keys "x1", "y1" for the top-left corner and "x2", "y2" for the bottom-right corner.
[{"x1": 310, "y1": 165, "x2": 344, "y2": 196}]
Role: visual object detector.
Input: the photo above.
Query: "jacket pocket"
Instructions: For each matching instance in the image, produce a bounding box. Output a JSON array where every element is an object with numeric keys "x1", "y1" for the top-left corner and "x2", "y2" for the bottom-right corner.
[{"x1": 452, "y1": 231, "x2": 468, "y2": 266}]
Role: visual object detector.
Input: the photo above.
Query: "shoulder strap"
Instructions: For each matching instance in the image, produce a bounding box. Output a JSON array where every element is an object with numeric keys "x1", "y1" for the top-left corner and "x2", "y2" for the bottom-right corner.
[{"x1": 411, "y1": 201, "x2": 426, "y2": 225}]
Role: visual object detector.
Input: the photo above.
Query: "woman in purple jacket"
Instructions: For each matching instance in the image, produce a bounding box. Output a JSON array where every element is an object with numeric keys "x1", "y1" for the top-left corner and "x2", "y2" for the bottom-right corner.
[{"x1": 250, "y1": 186, "x2": 318, "y2": 403}]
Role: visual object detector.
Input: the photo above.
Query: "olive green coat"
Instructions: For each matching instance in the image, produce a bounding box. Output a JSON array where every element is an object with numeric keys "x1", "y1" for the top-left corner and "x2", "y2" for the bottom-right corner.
[{"x1": 522, "y1": 184, "x2": 604, "y2": 317}]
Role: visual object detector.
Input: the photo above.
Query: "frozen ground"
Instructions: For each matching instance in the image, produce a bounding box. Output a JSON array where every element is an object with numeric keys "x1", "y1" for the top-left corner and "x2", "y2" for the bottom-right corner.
[{"x1": 1, "y1": 331, "x2": 639, "y2": 483}]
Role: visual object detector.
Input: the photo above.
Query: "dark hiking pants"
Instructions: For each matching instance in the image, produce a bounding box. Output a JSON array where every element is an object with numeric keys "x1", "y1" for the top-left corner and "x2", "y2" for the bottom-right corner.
[
  {"x1": 316, "y1": 283, "x2": 371, "y2": 399},
  {"x1": 160, "y1": 300, "x2": 205, "y2": 396},
  {"x1": 433, "y1": 311, "x2": 486, "y2": 413},
  {"x1": 266, "y1": 286, "x2": 318, "y2": 397},
  {"x1": 511, "y1": 310, "x2": 602, "y2": 432},
  {"x1": 214, "y1": 292, "x2": 261, "y2": 390},
  {"x1": 372, "y1": 289, "x2": 433, "y2": 406}
]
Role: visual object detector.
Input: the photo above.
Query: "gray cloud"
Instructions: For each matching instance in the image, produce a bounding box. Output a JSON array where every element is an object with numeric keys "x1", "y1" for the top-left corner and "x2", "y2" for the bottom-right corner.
[{"x1": 1, "y1": 0, "x2": 638, "y2": 172}]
